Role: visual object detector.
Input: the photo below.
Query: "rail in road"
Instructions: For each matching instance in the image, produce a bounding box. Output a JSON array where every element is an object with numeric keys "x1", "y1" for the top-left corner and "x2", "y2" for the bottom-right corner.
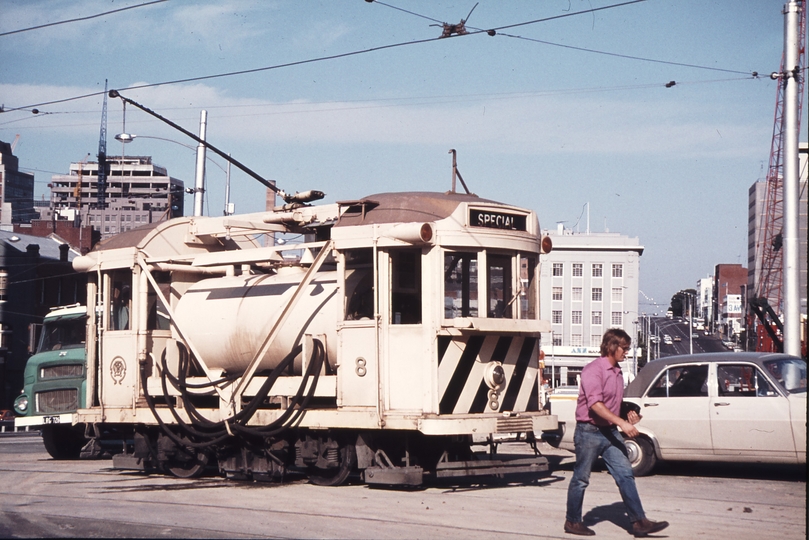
[{"x1": 0, "y1": 437, "x2": 804, "y2": 539}]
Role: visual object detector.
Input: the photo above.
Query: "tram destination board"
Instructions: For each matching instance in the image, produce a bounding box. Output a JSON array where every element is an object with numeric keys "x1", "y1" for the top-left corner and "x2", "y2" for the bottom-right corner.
[{"x1": 469, "y1": 209, "x2": 526, "y2": 231}]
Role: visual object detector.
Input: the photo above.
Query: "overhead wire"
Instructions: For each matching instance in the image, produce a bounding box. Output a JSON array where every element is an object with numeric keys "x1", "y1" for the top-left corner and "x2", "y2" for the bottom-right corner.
[
  {"x1": 5, "y1": 0, "x2": 665, "y2": 113},
  {"x1": 0, "y1": 0, "x2": 168, "y2": 37},
  {"x1": 371, "y1": 0, "x2": 758, "y2": 76}
]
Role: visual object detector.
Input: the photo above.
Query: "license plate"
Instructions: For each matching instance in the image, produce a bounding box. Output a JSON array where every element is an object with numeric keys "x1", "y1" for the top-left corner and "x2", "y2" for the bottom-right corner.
[{"x1": 42, "y1": 416, "x2": 61, "y2": 424}]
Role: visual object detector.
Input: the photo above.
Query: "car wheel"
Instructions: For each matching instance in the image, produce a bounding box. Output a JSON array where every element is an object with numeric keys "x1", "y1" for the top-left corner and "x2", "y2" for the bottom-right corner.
[{"x1": 624, "y1": 436, "x2": 657, "y2": 476}]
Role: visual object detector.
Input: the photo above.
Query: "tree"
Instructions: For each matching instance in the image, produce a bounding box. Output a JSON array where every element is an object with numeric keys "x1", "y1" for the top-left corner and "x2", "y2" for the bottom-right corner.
[{"x1": 669, "y1": 289, "x2": 697, "y2": 318}]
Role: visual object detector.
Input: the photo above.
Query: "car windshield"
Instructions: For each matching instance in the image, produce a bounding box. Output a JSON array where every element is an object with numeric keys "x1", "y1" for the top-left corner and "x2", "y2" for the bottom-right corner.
[
  {"x1": 38, "y1": 317, "x2": 87, "y2": 353},
  {"x1": 762, "y1": 358, "x2": 807, "y2": 394}
]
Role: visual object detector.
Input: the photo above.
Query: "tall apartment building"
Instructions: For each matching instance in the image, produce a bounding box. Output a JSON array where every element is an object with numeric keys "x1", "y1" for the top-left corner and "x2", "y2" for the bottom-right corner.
[
  {"x1": 46, "y1": 156, "x2": 185, "y2": 241},
  {"x1": 0, "y1": 139, "x2": 36, "y2": 231},
  {"x1": 747, "y1": 142, "x2": 808, "y2": 319},
  {"x1": 539, "y1": 227, "x2": 644, "y2": 387}
]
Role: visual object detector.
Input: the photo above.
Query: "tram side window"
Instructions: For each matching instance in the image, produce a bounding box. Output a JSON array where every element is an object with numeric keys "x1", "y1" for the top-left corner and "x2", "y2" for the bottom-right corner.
[
  {"x1": 390, "y1": 249, "x2": 421, "y2": 324},
  {"x1": 520, "y1": 255, "x2": 537, "y2": 320},
  {"x1": 488, "y1": 254, "x2": 512, "y2": 319},
  {"x1": 109, "y1": 272, "x2": 131, "y2": 331},
  {"x1": 345, "y1": 249, "x2": 374, "y2": 321},
  {"x1": 444, "y1": 252, "x2": 478, "y2": 318}
]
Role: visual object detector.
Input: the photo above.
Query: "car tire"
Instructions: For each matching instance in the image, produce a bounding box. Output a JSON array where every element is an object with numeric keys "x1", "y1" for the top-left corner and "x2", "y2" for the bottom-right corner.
[{"x1": 624, "y1": 436, "x2": 657, "y2": 477}]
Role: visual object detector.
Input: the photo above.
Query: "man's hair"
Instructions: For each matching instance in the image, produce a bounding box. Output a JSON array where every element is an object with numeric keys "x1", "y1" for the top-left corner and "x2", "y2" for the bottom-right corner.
[{"x1": 600, "y1": 328, "x2": 631, "y2": 357}]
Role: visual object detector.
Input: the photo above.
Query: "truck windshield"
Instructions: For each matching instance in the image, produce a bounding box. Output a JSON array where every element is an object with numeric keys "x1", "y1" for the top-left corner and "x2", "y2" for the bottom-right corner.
[{"x1": 38, "y1": 317, "x2": 87, "y2": 353}]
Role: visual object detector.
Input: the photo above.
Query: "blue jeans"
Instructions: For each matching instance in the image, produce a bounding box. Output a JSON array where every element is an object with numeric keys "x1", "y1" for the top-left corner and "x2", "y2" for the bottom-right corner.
[{"x1": 565, "y1": 422, "x2": 646, "y2": 524}]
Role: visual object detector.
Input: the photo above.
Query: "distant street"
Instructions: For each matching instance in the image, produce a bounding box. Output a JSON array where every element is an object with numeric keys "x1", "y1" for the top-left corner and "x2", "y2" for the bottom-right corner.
[
  {"x1": 0, "y1": 432, "x2": 804, "y2": 539},
  {"x1": 650, "y1": 317, "x2": 729, "y2": 358}
]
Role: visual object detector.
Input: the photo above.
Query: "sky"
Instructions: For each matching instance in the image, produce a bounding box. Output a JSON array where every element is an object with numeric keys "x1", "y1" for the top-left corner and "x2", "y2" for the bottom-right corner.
[{"x1": 0, "y1": 0, "x2": 804, "y2": 314}]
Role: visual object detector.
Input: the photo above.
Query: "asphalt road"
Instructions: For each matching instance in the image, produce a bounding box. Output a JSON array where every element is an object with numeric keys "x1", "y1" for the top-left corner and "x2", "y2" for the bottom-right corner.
[
  {"x1": 0, "y1": 432, "x2": 805, "y2": 539},
  {"x1": 652, "y1": 318, "x2": 728, "y2": 358}
]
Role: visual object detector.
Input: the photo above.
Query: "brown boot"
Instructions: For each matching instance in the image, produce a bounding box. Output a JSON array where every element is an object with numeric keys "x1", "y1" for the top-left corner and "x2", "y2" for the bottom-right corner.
[
  {"x1": 632, "y1": 518, "x2": 669, "y2": 537},
  {"x1": 564, "y1": 520, "x2": 596, "y2": 536}
]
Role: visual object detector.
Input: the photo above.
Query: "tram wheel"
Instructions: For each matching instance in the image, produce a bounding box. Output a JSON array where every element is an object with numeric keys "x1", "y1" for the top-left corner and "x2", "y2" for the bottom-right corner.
[
  {"x1": 166, "y1": 449, "x2": 209, "y2": 479},
  {"x1": 308, "y1": 443, "x2": 356, "y2": 486}
]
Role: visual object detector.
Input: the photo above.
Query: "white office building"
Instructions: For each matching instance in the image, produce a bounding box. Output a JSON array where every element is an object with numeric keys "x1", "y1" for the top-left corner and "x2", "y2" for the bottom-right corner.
[{"x1": 540, "y1": 226, "x2": 644, "y2": 387}]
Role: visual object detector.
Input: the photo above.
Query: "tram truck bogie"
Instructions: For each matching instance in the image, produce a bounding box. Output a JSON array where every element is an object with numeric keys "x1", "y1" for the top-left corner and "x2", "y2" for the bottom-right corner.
[{"x1": 53, "y1": 191, "x2": 556, "y2": 486}]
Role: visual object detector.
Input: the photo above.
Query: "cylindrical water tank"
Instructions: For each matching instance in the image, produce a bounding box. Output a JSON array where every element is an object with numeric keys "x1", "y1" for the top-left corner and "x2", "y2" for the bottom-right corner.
[{"x1": 174, "y1": 267, "x2": 339, "y2": 375}]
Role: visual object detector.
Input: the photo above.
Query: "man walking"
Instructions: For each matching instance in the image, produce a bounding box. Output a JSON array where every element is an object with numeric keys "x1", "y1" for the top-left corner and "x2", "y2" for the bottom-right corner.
[{"x1": 564, "y1": 328, "x2": 669, "y2": 537}]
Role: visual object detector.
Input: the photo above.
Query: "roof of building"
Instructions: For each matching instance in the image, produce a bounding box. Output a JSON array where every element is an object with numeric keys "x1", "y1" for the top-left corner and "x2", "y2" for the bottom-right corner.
[{"x1": 0, "y1": 229, "x2": 80, "y2": 261}]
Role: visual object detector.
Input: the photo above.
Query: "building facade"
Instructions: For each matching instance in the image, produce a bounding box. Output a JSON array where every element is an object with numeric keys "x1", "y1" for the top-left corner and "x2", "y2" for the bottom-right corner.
[
  {"x1": 540, "y1": 226, "x2": 644, "y2": 387},
  {"x1": 746, "y1": 142, "x2": 807, "y2": 348},
  {"x1": 0, "y1": 140, "x2": 36, "y2": 231},
  {"x1": 696, "y1": 275, "x2": 713, "y2": 327},
  {"x1": 712, "y1": 264, "x2": 747, "y2": 339},
  {"x1": 46, "y1": 156, "x2": 184, "y2": 241}
]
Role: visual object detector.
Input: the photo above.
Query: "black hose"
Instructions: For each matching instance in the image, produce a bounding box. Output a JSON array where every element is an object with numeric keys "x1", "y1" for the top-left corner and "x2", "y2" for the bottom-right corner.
[{"x1": 142, "y1": 339, "x2": 326, "y2": 451}]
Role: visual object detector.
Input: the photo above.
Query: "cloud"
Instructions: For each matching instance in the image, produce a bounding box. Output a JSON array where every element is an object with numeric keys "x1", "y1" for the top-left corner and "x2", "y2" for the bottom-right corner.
[{"x1": 2, "y1": 81, "x2": 768, "y2": 162}]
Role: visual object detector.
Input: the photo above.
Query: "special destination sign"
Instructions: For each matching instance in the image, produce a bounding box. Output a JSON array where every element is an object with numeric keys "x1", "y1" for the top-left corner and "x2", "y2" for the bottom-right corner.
[{"x1": 469, "y1": 209, "x2": 526, "y2": 231}]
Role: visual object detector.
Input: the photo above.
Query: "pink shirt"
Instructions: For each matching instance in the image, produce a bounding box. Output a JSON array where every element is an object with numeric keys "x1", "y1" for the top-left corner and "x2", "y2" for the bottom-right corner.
[{"x1": 575, "y1": 356, "x2": 624, "y2": 426}]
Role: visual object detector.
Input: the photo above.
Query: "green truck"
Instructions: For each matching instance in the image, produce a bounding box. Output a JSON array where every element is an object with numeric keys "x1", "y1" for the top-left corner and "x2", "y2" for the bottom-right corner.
[{"x1": 13, "y1": 304, "x2": 89, "y2": 459}]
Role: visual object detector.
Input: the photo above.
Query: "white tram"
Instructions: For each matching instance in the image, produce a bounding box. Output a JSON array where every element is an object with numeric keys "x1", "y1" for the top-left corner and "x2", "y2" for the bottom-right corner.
[{"x1": 67, "y1": 190, "x2": 556, "y2": 485}]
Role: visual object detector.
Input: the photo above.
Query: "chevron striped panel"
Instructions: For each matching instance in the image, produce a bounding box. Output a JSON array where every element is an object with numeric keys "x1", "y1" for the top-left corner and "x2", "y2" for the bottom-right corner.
[{"x1": 438, "y1": 335, "x2": 539, "y2": 415}]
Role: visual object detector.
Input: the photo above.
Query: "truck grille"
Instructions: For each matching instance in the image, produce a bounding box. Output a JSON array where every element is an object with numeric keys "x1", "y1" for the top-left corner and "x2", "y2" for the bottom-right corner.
[
  {"x1": 41, "y1": 365, "x2": 83, "y2": 379},
  {"x1": 36, "y1": 389, "x2": 78, "y2": 413}
]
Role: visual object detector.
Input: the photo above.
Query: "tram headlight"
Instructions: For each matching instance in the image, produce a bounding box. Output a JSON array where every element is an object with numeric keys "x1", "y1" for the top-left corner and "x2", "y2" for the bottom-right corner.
[
  {"x1": 540, "y1": 235, "x2": 553, "y2": 254},
  {"x1": 484, "y1": 362, "x2": 506, "y2": 390},
  {"x1": 14, "y1": 394, "x2": 29, "y2": 414}
]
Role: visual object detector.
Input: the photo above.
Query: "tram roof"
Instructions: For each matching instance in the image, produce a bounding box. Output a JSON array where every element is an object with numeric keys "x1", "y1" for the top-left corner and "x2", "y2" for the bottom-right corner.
[{"x1": 334, "y1": 191, "x2": 514, "y2": 227}]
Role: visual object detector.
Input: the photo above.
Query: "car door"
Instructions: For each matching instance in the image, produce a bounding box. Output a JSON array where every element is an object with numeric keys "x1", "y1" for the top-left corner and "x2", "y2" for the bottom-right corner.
[
  {"x1": 637, "y1": 363, "x2": 713, "y2": 460},
  {"x1": 710, "y1": 362, "x2": 796, "y2": 461}
]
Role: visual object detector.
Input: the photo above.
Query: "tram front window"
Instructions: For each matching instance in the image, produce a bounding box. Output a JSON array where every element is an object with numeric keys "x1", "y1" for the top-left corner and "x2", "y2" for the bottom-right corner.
[
  {"x1": 487, "y1": 254, "x2": 512, "y2": 319},
  {"x1": 444, "y1": 252, "x2": 478, "y2": 318}
]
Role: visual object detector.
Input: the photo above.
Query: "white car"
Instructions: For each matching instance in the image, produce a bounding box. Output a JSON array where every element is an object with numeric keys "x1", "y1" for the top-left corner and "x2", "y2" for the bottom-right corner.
[{"x1": 545, "y1": 353, "x2": 806, "y2": 476}]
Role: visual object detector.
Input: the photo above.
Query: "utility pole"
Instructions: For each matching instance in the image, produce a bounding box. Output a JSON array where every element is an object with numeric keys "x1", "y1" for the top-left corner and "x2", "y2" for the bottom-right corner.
[
  {"x1": 781, "y1": 0, "x2": 803, "y2": 356},
  {"x1": 193, "y1": 110, "x2": 208, "y2": 217}
]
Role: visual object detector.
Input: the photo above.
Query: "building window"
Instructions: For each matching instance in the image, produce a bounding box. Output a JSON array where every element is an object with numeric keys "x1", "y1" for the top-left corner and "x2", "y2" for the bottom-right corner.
[
  {"x1": 552, "y1": 287, "x2": 563, "y2": 301},
  {"x1": 571, "y1": 334, "x2": 582, "y2": 347},
  {"x1": 572, "y1": 287, "x2": 582, "y2": 301},
  {"x1": 552, "y1": 263, "x2": 563, "y2": 277},
  {"x1": 553, "y1": 332, "x2": 562, "y2": 346},
  {"x1": 592, "y1": 263, "x2": 602, "y2": 277},
  {"x1": 612, "y1": 288, "x2": 623, "y2": 302},
  {"x1": 572, "y1": 311, "x2": 582, "y2": 325},
  {"x1": 611, "y1": 311, "x2": 623, "y2": 326},
  {"x1": 592, "y1": 311, "x2": 602, "y2": 325},
  {"x1": 572, "y1": 263, "x2": 583, "y2": 277},
  {"x1": 591, "y1": 334, "x2": 602, "y2": 347},
  {"x1": 612, "y1": 264, "x2": 623, "y2": 278},
  {"x1": 552, "y1": 310, "x2": 563, "y2": 324},
  {"x1": 592, "y1": 288, "x2": 602, "y2": 302}
]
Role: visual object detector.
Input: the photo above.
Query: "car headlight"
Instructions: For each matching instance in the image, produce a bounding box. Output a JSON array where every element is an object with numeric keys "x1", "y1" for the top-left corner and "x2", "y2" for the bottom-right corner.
[{"x1": 13, "y1": 394, "x2": 28, "y2": 414}]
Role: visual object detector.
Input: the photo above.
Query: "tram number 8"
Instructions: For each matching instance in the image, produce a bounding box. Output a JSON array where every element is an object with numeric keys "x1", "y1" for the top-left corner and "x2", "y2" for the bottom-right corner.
[{"x1": 355, "y1": 357, "x2": 367, "y2": 377}]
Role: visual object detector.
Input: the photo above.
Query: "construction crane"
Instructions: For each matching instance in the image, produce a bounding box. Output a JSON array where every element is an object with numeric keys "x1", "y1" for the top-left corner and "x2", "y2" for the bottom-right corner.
[
  {"x1": 749, "y1": 2, "x2": 806, "y2": 353},
  {"x1": 96, "y1": 80, "x2": 108, "y2": 209}
]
